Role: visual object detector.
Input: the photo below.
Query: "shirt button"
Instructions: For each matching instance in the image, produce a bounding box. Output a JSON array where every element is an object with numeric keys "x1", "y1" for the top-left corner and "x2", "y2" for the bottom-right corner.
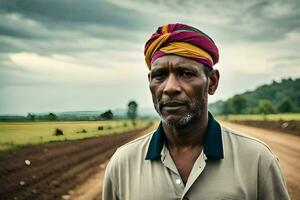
[{"x1": 175, "y1": 179, "x2": 181, "y2": 185}]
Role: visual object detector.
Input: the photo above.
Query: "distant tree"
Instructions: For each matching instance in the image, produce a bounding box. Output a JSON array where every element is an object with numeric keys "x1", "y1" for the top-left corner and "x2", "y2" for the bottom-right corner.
[
  {"x1": 48, "y1": 113, "x2": 57, "y2": 121},
  {"x1": 277, "y1": 98, "x2": 294, "y2": 113},
  {"x1": 99, "y1": 110, "x2": 114, "y2": 120},
  {"x1": 245, "y1": 107, "x2": 259, "y2": 114},
  {"x1": 231, "y1": 95, "x2": 248, "y2": 114},
  {"x1": 127, "y1": 101, "x2": 138, "y2": 125},
  {"x1": 222, "y1": 100, "x2": 234, "y2": 115},
  {"x1": 26, "y1": 113, "x2": 35, "y2": 121},
  {"x1": 208, "y1": 100, "x2": 225, "y2": 115},
  {"x1": 257, "y1": 100, "x2": 276, "y2": 114},
  {"x1": 272, "y1": 80, "x2": 278, "y2": 85}
]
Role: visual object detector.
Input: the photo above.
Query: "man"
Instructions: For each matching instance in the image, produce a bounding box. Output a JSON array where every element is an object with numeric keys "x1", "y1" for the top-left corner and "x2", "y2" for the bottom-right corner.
[{"x1": 102, "y1": 23, "x2": 290, "y2": 200}]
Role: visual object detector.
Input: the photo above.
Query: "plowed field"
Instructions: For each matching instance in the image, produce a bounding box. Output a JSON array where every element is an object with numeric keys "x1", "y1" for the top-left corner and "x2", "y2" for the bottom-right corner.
[{"x1": 0, "y1": 123, "x2": 156, "y2": 200}]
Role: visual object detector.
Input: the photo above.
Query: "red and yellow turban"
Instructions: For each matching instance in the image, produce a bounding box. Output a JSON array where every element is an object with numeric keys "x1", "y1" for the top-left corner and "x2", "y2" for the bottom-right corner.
[{"x1": 144, "y1": 23, "x2": 219, "y2": 70}]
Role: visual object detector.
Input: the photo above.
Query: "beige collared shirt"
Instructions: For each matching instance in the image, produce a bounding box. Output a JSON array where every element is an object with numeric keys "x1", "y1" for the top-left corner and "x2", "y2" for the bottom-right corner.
[{"x1": 102, "y1": 124, "x2": 290, "y2": 200}]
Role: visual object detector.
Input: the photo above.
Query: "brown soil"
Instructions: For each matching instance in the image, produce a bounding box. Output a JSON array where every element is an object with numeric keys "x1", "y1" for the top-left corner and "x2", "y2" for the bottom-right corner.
[
  {"x1": 221, "y1": 121, "x2": 300, "y2": 200},
  {"x1": 228, "y1": 120, "x2": 300, "y2": 136},
  {"x1": 0, "y1": 123, "x2": 156, "y2": 200}
]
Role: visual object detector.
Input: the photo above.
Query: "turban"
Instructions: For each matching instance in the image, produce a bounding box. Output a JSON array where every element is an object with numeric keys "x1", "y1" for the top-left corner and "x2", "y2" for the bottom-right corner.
[{"x1": 144, "y1": 23, "x2": 219, "y2": 70}]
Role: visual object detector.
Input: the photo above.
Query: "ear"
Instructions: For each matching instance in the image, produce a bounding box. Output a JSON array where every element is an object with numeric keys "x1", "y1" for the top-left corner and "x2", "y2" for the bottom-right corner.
[{"x1": 208, "y1": 69, "x2": 220, "y2": 95}]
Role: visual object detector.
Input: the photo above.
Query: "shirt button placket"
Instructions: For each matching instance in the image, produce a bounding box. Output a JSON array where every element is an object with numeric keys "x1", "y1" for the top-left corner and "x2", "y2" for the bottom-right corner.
[{"x1": 173, "y1": 175, "x2": 184, "y2": 198}]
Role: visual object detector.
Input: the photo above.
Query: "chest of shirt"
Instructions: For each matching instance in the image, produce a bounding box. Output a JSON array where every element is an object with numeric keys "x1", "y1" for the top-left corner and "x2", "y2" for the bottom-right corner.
[{"x1": 116, "y1": 157, "x2": 257, "y2": 200}]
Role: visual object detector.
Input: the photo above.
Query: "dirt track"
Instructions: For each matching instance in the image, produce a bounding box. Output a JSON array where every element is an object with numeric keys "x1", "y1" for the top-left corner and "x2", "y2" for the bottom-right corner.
[
  {"x1": 0, "y1": 123, "x2": 156, "y2": 200},
  {"x1": 221, "y1": 121, "x2": 300, "y2": 200}
]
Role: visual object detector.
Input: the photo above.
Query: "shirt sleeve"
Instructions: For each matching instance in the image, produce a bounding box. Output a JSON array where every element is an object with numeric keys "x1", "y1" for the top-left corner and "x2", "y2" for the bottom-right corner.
[
  {"x1": 102, "y1": 159, "x2": 119, "y2": 200},
  {"x1": 258, "y1": 157, "x2": 290, "y2": 200}
]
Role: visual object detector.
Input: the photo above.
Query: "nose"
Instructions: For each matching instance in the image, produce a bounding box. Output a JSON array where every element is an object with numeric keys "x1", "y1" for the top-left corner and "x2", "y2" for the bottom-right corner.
[{"x1": 163, "y1": 74, "x2": 181, "y2": 96}]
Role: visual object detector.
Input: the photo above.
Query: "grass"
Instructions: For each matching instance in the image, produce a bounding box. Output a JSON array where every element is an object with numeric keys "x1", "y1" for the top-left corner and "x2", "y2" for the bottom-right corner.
[
  {"x1": 217, "y1": 113, "x2": 300, "y2": 121},
  {"x1": 0, "y1": 120, "x2": 152, "y2": 152}
]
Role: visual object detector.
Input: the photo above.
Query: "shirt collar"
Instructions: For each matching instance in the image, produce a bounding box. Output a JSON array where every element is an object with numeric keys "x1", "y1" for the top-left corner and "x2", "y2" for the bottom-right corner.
[{"x1": 145, "y1": 112, "x2": 224, "y2": 160}]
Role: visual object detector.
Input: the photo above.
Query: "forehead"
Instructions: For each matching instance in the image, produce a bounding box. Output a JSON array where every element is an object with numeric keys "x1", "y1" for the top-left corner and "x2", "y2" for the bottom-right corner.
[{"x1": 151, "y1": 55, "x2": 205, "y2": 71}]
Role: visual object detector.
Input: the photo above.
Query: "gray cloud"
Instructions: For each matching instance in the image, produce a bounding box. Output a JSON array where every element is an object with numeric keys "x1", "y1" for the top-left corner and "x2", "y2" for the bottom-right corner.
[
  {"x1": 228, "y1": 0, "x2": 300, "y2": 41},
  {"x1": 0, "y1": 0, "x2": 299, "y2": 115},
  {"x1": 1, "y1": 0, "x2": 298, "y2": 56},
  {"x1": 0, "y1": 0, "x2": 155, "y2": 55},
  {"x1": 108, "y1": 0, "x2": 300, "y2": 42},
  {"x1": 0, "y1": 0, "x2": 150, "y2": 30}
]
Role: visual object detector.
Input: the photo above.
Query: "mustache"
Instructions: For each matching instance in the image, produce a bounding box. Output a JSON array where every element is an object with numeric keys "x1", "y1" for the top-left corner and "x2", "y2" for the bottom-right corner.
[{"x1": 158, "y1": 99, "x2": 186, "y2": 108}]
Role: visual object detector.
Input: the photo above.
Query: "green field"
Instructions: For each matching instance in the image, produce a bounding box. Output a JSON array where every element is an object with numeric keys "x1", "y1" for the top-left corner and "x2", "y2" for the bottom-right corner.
[
  {"x1": 0, "y1": 120, "x2": 152, "y2": 152},
  {"x1": 217, "y1": 113, "x2": 300, "y2": 121}
]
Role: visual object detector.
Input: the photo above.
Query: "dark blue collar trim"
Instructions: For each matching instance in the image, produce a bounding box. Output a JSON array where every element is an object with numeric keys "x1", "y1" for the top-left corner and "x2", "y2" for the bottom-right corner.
[
  {"x1": 145, "y1": 122, "x2": 165, "y2": 160},
  {"x1": 145, "y1": 112, "x2": 224, "y2": 160},
  {"x1": 204, "y1": 112, "x2": 224, "y2": 159}
]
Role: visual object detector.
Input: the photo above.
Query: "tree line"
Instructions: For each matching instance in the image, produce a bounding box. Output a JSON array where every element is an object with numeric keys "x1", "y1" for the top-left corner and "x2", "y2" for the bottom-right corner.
[
  {"x1": 26, "y1": 101, "x2": 139, "y2": 121},
  {"x1": 209, "y1": 78, "x2": 300, "y2": 115},
  {"x1": 0, "y1": 101, "x2": 139, "y2": 122}
]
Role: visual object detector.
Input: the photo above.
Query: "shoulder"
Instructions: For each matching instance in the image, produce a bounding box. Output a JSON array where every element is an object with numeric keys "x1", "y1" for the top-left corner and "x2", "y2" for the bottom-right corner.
[
  {"x1": 220, "y1": 125, "x2": 277, "y2": 163},
  {"x1": 107, "y1": 130, "x2": 155, "y2": 169},
  {"x1": 117, "y1": 130, "x2": 154, "y2": 156}
]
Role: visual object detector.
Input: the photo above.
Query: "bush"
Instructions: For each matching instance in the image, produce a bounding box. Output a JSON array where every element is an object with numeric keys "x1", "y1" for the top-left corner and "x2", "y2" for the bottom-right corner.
[
  {"x1": 132, "y1": 121, "x2": 137, "y2": 127},
  {"x1": 76, "y1": 128, "x2": 87, "y2": 133},
  {"x1": 98, "y1": 126, "x2": 104, "y2": 130},
  {"x1": 54, "y1": 128, "x2": 63, "y2": 136}
]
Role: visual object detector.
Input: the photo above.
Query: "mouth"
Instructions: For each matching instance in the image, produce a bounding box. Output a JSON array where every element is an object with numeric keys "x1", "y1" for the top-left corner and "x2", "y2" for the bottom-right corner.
[{"x1": 161, "y1": 101, "x2": 185, "y2": 111}]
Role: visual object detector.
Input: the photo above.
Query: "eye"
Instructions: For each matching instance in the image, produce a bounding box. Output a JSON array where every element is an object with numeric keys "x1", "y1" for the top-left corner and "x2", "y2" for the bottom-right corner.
[
  {"x1": 151, "y1": 72, "x2": 166, "y2": 81},
  {"x1": 181, "y1": 71, "x2": 195, "y2": 78}
]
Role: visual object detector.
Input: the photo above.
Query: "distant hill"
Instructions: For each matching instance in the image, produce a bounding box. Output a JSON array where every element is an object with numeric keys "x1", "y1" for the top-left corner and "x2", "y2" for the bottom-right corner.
[
  {"x1": 209, "y1": 78, "x2": 300, "y2": 115},
  {"x1": 0, "y1": 107, "x2": 159, "y2": 121},
  {"x1": 55, "y1": 107, "x2": 158, "y2": 119}
]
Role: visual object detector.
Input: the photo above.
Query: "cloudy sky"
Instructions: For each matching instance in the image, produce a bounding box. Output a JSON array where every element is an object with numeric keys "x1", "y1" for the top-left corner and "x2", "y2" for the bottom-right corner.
[{"x1": 0, "y1": 0, "x2": 299, "y2": 115}]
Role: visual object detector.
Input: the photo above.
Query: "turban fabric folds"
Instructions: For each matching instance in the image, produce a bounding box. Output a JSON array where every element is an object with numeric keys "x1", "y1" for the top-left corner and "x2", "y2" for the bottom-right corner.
[{"x1": 144, "y1": 23, "x2": 219, "y2": 70}]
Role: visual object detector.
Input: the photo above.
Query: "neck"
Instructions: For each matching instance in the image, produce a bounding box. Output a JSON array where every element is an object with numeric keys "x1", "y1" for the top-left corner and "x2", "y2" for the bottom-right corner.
[{"x1": 163, "y1": 112, "x2": 209, "y2": 150}]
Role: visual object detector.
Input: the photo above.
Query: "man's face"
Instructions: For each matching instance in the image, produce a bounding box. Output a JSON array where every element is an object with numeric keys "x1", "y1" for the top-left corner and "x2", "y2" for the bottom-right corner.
[{"x1": 148, "y1": 55, "x2": 211, "y2": 127}]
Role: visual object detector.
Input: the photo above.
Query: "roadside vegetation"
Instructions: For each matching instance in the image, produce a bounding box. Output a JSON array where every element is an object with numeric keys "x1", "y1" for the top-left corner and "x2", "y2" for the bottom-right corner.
[
  {"x1": 217, "y1": 113, "x2": 300, "y2": 121},
  {"x1": 0, "y1": 100, "x2": 158, "y2": 152},
  {"x1": 217, "y1": 113, "x2": 300, "y2": 136},
  {"x1": 0, "y1": 120, "x2": 152, "y2": 152},
  {"x1": 210, "y1": 78, "x2": 299, "y2": 135}
]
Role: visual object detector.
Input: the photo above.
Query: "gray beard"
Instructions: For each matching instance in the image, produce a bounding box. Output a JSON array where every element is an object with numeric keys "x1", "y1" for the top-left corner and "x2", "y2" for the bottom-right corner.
[
  {"x1": 153, "y1": 92, "x2": 207, "y2": 129},
  {"x1": 159, "y1": 112, "x2": 194, "y2": 128},
  {"x1": 155, "y1": 101, "x2": 204, "y2": 129}
]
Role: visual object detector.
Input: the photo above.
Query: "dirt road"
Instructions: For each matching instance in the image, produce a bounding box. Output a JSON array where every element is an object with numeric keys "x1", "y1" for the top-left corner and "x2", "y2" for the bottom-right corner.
[{"x1": 221, "y1": 121, "x2": 300, "y2": 200}]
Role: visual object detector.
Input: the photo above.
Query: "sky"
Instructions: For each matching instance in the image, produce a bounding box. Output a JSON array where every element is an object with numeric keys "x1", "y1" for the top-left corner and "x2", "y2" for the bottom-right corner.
[{"x1": 0, "y1": 0, "x2": 299, "y2": 115}]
